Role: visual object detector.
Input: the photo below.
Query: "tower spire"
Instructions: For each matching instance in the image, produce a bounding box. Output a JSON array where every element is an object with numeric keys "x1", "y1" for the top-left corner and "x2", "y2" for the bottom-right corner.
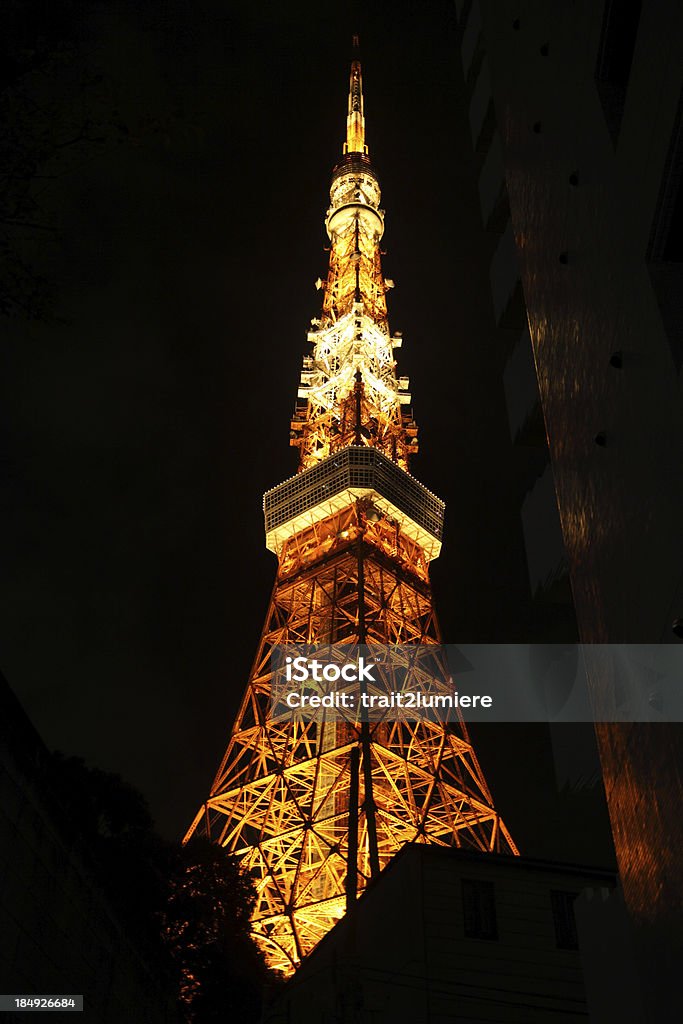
[{"x1": 344, "y1": 40, "x2": 366, "y2": 156}]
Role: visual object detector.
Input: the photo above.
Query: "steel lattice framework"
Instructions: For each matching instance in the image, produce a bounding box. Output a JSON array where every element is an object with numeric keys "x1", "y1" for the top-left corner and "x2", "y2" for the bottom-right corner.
[{"x1": 185, "y1": 49, "x2": 517, "y2": 975}]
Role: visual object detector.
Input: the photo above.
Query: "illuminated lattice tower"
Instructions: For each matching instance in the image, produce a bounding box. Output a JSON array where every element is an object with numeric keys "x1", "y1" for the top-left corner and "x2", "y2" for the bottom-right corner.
[{"x1": 185, "y1": 51, "x2": 517, "y2": 974}]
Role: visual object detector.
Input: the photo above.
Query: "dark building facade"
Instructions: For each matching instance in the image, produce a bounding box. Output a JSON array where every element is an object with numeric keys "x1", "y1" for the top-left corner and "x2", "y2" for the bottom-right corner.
[
  {"x1": 0, "y1": 673, "x2": 180, "y2": 1023},
  {"x1": 454, "y1": 2, "x2": 683, "y2": 1019},
  {"x1": 263, "y1": 844, "x2": 615, "y2": 1023}
]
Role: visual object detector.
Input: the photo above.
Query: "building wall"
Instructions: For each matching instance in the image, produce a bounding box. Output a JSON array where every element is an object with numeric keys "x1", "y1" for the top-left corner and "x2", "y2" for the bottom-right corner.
[
  {"x1": 420, "y1": 851, "x2": 603, "y2": 1022},
  {"x1": 458, "y1": 0, "x2": 575, "y2": 633},
  {"x1": 0, "y1": 675, "x2": 179, "y2": 1023},
  {"x1": 264, "y1": 845, "x2": 613, "y2": 1024},
  {"x1": 475, "y1": 0, "x2": 683, "y2": 643},
  {"x1": 454, "y1": 2, "x2": 683, "y2": 1020}
]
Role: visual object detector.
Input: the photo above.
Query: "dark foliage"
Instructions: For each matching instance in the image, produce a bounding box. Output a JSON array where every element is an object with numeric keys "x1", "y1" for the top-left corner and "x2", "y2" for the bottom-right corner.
[
  {"x1": 0, "y1": 1, "x2": 133, "y2": 319},
  {"x1": 162, "y1": 837, "x2": 270, "y2": 1022},
  {"x1": 46, "y1": 752, "x2": 269, "y2": 1023}
]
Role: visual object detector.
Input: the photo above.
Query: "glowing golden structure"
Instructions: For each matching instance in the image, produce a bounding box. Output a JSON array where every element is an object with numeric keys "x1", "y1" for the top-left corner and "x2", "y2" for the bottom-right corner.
[{"x1": 185, "y1": 51, "x2": 517, "y2": 975}]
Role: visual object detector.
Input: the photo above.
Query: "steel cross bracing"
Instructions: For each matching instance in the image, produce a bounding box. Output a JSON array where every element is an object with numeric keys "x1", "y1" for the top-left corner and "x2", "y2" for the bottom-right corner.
[{"x1": 184, "y1": 53, "x2": 517, "y2": 975}]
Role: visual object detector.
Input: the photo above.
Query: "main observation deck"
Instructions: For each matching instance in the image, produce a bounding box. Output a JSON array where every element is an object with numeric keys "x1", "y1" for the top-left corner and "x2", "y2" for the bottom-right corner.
[{"x1": 264, "y1": 446, "x2": 444, "y2": 561}]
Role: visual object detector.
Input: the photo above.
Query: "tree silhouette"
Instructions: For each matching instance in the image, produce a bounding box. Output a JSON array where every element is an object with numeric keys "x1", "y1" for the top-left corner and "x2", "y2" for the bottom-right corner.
[
  {"x1": 0, "y1": 1, "x2": 145, "y2": 319},
  {"x1": 47, "y1": 752, "x2": 269, "y2": 1022},
  {"x1": 162, "y1": 837, "x2": 270, "y2": 1023}
]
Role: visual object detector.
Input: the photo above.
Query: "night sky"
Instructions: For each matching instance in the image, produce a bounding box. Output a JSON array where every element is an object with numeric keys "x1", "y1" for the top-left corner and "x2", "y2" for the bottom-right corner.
[{"x1": 0, "y1": 1, "x2": 614, "y2": 863}]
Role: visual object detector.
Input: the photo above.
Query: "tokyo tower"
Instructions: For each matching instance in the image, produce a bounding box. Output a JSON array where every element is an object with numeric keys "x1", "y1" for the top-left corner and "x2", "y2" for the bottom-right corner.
[{"x1": 185, "y1": 46, "x2": 517, "y2": 975}]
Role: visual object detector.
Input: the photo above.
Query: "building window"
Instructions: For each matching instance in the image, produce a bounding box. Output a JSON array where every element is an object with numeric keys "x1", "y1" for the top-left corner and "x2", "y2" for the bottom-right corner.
[
  {"x1": 462, "y1": 879, "x2": 498, "y2": 940},
  {"x1": 595, "y1": 0, "x2": 642, "y2": 146},
  {"x1": 551, "y1": 890, "x2": 579, "y2": 950}
]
